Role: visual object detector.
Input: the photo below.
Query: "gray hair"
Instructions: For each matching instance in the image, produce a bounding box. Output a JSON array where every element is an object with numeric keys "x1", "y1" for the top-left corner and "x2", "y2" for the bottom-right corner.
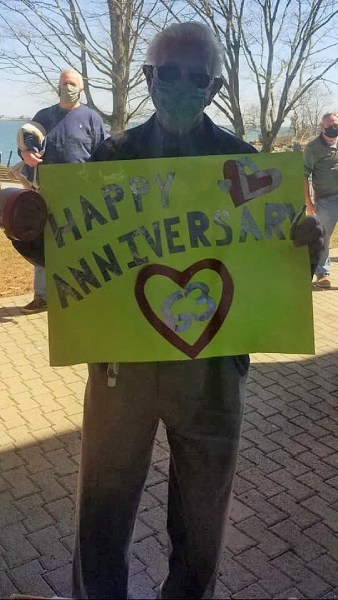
[
  {"x1": 59, "y1": 68, "x2": 84, "y2": 87},
  {"x1": 321, "y1": 111, "x2": 338, "y2": 122},
  {"x1": 146, "y1": 22, "x2": 223, "y2": 77}
]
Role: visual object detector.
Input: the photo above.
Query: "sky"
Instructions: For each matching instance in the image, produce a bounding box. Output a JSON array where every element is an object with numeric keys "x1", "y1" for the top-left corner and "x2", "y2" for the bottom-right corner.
[
  {"x1": 1, "y1": 80, "x2": 52, "y2": 119},
  {"x1": 1, "y1": 0, "x2": 338, "y2": 123}
]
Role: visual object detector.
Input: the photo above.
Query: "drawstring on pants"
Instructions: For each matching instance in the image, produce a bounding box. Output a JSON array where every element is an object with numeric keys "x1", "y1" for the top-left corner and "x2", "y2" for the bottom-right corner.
[{"x1": 107, "y1": 362, "x2": 119, "y2": 387}]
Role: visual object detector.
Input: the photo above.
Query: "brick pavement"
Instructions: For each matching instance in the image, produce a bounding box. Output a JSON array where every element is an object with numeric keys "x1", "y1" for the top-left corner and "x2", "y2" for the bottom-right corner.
[{"x1": 0, "y1": 252, "x2": 337, "y2": 599}]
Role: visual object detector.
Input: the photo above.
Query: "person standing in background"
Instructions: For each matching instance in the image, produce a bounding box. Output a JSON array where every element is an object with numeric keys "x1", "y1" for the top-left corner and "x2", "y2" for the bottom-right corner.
[
  {"x1": 304, "y1": 111, "x2": 338, "y2": 288},
  {"x1": 18, "y1": 68, "x2": 106, "y2": 313}
]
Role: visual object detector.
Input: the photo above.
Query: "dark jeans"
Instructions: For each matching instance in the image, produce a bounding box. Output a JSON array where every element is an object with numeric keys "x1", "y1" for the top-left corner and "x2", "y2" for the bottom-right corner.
[{"x1": 72, "y1": 356, "x2": 249, "y2": 599}]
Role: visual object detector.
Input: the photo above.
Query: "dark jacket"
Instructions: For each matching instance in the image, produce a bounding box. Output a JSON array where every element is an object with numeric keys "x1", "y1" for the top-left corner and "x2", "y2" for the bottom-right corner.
[{"x1": 92, "y1": 113, "x2": 256, "y2": 162}]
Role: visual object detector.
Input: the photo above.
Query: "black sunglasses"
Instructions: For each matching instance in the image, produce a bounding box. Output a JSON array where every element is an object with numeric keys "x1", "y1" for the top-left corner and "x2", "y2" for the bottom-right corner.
[{"x1": 152, "y1": 64, "x2": 213, "y2": 90}]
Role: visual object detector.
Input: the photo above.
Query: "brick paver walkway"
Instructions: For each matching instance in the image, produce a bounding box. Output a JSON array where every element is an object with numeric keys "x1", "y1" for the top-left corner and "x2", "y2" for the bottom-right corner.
[{"x1": 0, "y1": 253, "x2": 337, "y2": 599}]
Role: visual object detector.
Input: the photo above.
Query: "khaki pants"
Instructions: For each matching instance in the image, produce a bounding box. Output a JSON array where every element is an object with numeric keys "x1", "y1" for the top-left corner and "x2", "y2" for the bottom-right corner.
[{"x1": 72, "y1": 356, "x2": 249, "y2": 599}]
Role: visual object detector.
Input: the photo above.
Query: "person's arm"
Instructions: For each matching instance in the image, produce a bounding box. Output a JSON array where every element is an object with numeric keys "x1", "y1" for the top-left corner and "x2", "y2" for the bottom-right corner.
[
  {"x1": 288, "y1": 142, "x2": 323, "y2": 276},
  {"x1": 91, "y1": 114, "x2": 108, "y2": 154},
  {"x1": 18, "y1": 113, "x2": 45, "y2": 167},
  {"x1": 304, "y1": 178, "x2": 315, "y2": 216},
  {"x1": 91, "y1": 136, "x2": 118, "y2": 162},
  {"x1": 303, "y1": 145, "x2": 316, "y2": 215},
  {"x1": 291, "y1": 215, "x2": 324, "y2": 278},
  {"x1": 20, "y1": 149, "x2": 43, "y2": 168},
  {"x1": 98, "y1": 116, "x2": 108, "y2": 143}
]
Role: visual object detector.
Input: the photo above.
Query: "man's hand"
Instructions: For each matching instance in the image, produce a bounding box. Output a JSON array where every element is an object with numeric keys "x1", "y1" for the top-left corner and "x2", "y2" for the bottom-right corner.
[
  {"x1": 21, "y1": 150, "x2": 43, "y2": 167},
  {"x1": 291, "y1": 215, "x2": 324, "y2": 268},
  {"x1": 305, "y1": 200, "x2": 316, "y2": 216},
  {"x1": 304, "y1": 179, "x2": 316, "y2": 216}
]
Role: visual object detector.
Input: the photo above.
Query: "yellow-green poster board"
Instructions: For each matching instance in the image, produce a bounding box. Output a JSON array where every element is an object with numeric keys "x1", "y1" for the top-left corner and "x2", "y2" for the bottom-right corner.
[{"x1": 39, "y1": 152, "x2": 314, "y2": 366}]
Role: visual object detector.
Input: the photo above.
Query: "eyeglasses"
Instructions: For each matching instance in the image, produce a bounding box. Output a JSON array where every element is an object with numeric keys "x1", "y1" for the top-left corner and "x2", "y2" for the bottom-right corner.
[{"x1": 153, "y1": 63, "x2": 213, "y2": 89}]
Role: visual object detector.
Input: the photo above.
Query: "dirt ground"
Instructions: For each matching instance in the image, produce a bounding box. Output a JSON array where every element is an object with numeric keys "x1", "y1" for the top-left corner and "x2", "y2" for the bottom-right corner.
[
  {"x1": 0, "y1": 230, "x2": 33, "y2": 297},
  {"x1": 1, "y1": 227, "x2": 338, "y2": 299}
]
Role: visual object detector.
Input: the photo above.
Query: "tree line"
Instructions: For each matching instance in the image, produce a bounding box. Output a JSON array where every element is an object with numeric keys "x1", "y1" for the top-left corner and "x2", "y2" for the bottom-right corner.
[{"x1": 0, "y1": 0, "x2": 337, "y2": 151}]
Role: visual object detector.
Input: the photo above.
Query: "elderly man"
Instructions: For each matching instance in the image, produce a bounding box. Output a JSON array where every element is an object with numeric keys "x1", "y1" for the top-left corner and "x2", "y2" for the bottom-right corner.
[
  {"x1": 304, "y1": 111, "x2": 338, "y2": 288},
  {"x1": 68, "y1": 22, "x2": 323, "y2": 600},
  {"x1": 19, "y1": 68, "x2": 106, "y2": 313}
]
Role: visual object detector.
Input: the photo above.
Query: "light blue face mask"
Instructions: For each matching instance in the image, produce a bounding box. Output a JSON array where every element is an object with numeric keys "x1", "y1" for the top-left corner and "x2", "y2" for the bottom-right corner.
[{"x1": 151, "y1": 78, "x2": 209, "y2": 131}]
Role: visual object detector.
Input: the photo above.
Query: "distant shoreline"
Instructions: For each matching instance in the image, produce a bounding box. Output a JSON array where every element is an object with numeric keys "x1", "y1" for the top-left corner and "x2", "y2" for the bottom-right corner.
[{"x1": 0, "y1": 117, "x2": 29, "y2": 121}]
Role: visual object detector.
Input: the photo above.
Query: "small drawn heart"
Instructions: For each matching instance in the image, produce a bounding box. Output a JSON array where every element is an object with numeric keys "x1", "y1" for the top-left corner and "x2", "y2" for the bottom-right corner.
[
  {"x1": 214, "y1": 209, "x2": 230, "y2": 225},
  {"x1": 223, "y1": 158, "x2": 282, "y2": 207},
  {"x1": 134, "y1": 259, "x2": 234, "y2": 359},
  {"x1": 217, "y1": 179, "x2": 232, "y2": 193}
]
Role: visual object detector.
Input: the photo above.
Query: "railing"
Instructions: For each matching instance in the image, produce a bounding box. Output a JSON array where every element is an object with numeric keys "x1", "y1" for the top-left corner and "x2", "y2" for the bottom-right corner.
[
  {"x1": 0, "y1": 150, "x2": 13, "y2": 166},
  {"x1": 0, "y1": 163, "x2": 32, "y2": 189}
]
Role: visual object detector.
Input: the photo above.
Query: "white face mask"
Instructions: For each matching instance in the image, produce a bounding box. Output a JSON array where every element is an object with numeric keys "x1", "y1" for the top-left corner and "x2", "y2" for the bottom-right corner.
[{"x1": 58, "y1": 83, "x2": 81, "y2": 104}]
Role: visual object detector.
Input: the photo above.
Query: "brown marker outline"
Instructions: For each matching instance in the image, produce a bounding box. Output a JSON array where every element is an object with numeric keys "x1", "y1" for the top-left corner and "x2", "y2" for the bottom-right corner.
[
  {"x1": 135, "y1": 258, "x2": 234, "y2": 359},
  {"x1": 223, "y1": 159, "x2": 276, "y2": 207}
]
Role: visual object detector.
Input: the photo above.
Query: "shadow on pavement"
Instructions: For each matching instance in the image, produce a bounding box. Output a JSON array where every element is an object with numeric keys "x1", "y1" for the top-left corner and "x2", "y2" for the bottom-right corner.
[
  {"x1": 0, "y1": 352, "x2": 337, "y2": 599},
  {"x1": 312, "y1": 285, "x2": 338, "y2": 292},
  {"x1": 0, "y1": 306, "x2": 26, "y2": 323}
]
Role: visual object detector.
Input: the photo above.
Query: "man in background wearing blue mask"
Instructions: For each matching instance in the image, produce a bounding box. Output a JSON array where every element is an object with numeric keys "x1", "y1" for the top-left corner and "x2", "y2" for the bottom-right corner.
[
  {"x1": 304, "y1": 111, "x2": 338, "y2": 288},
  {"x1": 72, "y1": 22, "x2": 323, "y2": 600},
  {"x1": 18, "y1": 68, "x2": 106, "y2": 314}
]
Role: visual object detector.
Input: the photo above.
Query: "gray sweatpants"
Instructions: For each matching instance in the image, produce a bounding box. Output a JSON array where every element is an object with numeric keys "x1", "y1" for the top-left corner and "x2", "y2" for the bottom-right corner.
[{"x1": 72, "y1": 356, "x2": 249, "y2": 599}]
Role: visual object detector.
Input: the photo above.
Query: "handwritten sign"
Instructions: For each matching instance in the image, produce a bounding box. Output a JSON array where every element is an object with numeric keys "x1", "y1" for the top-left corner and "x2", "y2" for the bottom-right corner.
[{"x1": 39, "y1": 153, "x2": 314, "y2": 366}]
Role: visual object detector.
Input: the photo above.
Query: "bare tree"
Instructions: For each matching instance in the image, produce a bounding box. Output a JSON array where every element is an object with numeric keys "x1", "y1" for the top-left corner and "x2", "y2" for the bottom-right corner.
[
  {"x1": 0, "y1": 0, "x2": 167, "y2": 132},
  {"x1": 2, "y1": 0, "x2": 338, "y2": 145},
  {"x1": 166, "y1": 0, "x2": 338, "y2": 150},
  {"x1": 240, "y1": 0, "x2": 338, "y2": 151},
  {"x1": 289, "y1": 83, "x2": 330, "y2": 140}
]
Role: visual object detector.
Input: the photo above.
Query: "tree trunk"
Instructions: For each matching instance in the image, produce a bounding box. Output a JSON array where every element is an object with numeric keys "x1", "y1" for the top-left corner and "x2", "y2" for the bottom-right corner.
[
  {"x1": 111, "y1": 85, "x2": 128, "y2": 133},
  {"x1": 108, "y1": 0, "x2": 129, "y2": 133},
  {"x1": 260, "y1": 133, "x2": 274, "y2": 152}
]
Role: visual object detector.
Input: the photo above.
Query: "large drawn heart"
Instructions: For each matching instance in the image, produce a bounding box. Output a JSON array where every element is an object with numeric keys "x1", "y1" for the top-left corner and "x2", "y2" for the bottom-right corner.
[
  {"x1": 223, "y1": 157, "x2": 281, "y2": 207},
  {"x1": 135, "y1": 259, "x2": 234, "y2": 359}
]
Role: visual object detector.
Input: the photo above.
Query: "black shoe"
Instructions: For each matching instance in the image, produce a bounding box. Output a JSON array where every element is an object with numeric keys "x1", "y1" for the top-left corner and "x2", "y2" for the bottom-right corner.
[
  {"x1": 315, "y1": 275, "x2": 331, "y2": 288},
  {"x1": 21, "y1": 297, "x2": 47, "y2": 314}
]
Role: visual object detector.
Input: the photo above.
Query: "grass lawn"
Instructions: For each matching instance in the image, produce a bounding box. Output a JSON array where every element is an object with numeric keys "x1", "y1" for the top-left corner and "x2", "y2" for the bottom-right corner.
[
  {"x1": 0, "y1": 230, "x2": 33, "y2": 297},
  {"x1": 331, "y1": 223, "x2": 338, "y2": 248}
]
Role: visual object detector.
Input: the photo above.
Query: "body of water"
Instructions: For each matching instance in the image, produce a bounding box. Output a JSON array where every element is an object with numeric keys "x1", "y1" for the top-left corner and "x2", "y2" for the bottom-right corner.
[
  {"x1": 0, "y1": 117, "x2": 288, "y2": 166},
  {"x1": 0, "y1": 119, "x2": 27, "y2": 166}
]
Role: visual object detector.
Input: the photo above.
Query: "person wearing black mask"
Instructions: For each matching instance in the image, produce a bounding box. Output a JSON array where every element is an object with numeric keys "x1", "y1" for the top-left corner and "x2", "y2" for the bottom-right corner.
[
  {"x1": 71, "y1": 22, "x2": 323, "y2": 600},
  {"x1": 304, "y1": 112, "x2": 338, "y2": 288}
]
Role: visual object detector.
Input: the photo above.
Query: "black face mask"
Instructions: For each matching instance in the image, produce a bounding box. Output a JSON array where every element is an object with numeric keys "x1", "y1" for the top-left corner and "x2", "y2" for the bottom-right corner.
[{"x1": 324, "y1": 125, "x2": 338, "y2": 138}]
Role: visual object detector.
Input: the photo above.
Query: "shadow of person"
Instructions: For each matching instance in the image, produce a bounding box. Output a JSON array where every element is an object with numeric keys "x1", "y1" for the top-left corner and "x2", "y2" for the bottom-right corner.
[
  {"x1": 0, "y1": 306, "x2": 26, "y2": 322},
  {"x1": 312, "y1": 284, "x2": 338, "y2": 292}
]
